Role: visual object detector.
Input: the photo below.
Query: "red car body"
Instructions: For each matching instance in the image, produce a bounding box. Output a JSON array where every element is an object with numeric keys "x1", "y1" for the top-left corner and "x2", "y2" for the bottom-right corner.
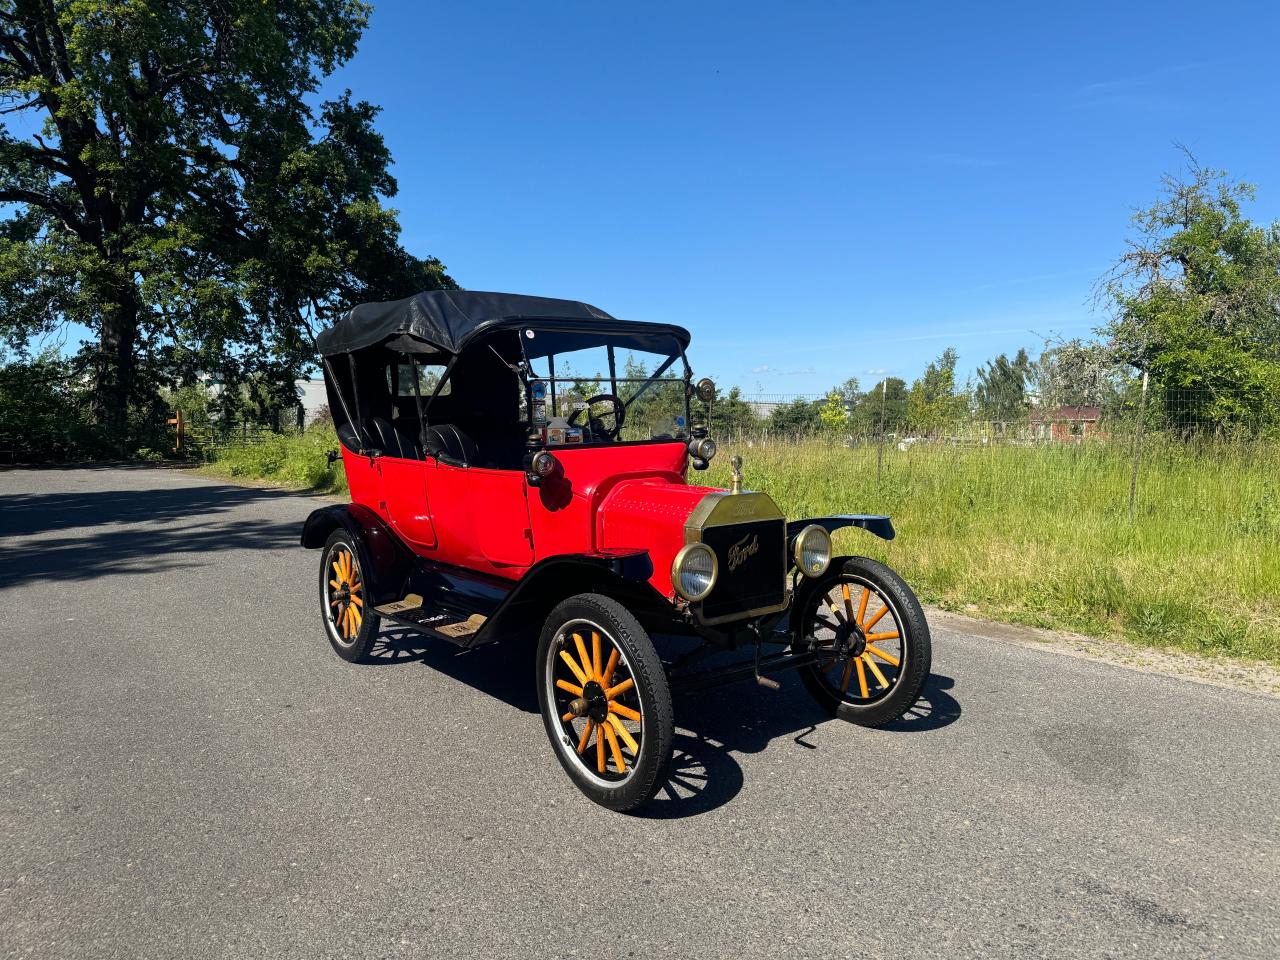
[{"x1": 342, "y1": 438, "x2": 711, "y2": 598}]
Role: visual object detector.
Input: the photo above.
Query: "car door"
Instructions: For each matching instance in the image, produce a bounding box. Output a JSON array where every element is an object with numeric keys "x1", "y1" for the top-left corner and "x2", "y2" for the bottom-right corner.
[
  {"x1": 467, "y1": 466, "x2": 534, "y2": 568},
  {"x1": 379, "y1": 454, "x2": 437, "y2": 549}
]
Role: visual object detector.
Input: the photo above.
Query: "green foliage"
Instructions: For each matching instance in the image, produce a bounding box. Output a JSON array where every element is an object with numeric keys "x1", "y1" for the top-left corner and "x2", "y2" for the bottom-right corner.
[
  {"x1": 765, "y1": 397, "x2": 823, "y2": 435},
  {"x1": 0, "y1": 0, "x2": 456, "y2": 451},
  {"x1": 206, "y1": 424, "x2": 348, "y2": 494},
  {"x1": 974, "y1": 348, "x2": 1033, "y2": 421},
  {"x1": 708, "y1": 385, "x2": 757, "y2": 436},
  {"x1": 1101, "y1": 154, "x2": 1280, "y2": 429},
  {"x1": 906, "y1": 347, "x2": 967, "y2": 433}
]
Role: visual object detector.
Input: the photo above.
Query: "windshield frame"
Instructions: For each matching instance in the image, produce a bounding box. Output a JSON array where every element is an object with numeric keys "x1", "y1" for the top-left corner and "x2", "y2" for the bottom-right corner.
[{"x1": 516, "y1": 323, "x2": 694, "y2": 449}]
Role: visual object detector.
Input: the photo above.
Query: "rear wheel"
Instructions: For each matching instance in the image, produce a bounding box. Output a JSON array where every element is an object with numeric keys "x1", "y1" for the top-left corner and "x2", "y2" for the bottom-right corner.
[
  {"x1": 536, "y1": 594, "x2": 673, "y2": 812},
  {"x1": 795, "y1": 557, "x2": 931, "y2": 726},
  {"x1": 319, "y1": 530, "x2": 380, "y2": 662}
]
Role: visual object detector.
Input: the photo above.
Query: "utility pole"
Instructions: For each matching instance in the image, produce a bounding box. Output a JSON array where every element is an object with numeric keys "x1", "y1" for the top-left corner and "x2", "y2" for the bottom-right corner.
[
  {"x1": 876, "y1": 379, "x2": 888, "y2": 485},
  {"x1": 1128, "y1": 369, "x2": 1149, "y2": 520}
]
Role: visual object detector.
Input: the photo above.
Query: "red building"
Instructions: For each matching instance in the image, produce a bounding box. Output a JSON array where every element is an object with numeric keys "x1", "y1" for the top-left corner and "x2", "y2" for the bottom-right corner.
[{"x1": 1028, "y1": 405, "x2": 1103, "y2": 441}]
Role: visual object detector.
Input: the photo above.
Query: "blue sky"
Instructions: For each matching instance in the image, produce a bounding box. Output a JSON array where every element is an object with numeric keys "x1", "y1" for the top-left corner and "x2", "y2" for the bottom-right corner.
[{"x1": 320, "y1": 0, "x2": 1280, "y2": 394}]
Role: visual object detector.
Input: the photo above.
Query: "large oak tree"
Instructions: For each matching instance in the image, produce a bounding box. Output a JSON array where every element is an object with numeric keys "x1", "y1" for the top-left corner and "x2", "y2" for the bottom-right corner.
[{"x1": 0, "y1": 0, "x2": 452, "y2": 436}]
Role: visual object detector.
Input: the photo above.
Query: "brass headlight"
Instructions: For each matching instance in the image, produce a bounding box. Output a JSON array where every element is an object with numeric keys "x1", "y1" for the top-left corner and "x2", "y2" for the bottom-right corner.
[
  {"x1": 793, "y1": 524, "x2": 832, "y2": 578},
  {"x1": 672, "y1": 542, "x2": 718, "y2": 601}
]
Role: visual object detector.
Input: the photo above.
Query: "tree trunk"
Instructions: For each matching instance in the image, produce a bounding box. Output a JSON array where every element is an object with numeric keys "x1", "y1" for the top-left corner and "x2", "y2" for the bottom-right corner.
[{"x1": 91, "y1": 282, "x2": 140, "y2": 446}]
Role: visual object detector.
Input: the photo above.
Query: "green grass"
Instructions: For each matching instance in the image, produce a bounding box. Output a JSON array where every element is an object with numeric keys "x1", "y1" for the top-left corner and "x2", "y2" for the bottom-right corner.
[
  {"x1": 200, "y1": 426, "x2": 349, "y2": 496},
  {"x1": 705, "y1": 437, "x2": 1280, "y2": 662},
  {"x1": 204, "y1": 427, "x2": 1280, "y2": 662}
]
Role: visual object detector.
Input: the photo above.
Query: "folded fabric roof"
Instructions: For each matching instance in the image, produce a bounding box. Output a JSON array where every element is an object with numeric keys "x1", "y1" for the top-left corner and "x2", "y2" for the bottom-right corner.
[{"x1": 315, "y1": 289, "x2": 690, "y2": 357}]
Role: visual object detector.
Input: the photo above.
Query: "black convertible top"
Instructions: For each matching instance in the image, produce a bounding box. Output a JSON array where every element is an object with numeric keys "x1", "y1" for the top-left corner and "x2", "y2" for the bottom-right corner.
[{"x1": 315, "y1": 290, "x2": 691, "y2": 357}]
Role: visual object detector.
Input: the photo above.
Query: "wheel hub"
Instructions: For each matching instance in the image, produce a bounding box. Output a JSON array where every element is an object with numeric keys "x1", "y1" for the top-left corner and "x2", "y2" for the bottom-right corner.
[
  {"x1": 833, "y1": 619, "x2": 866, "y2": 659},
  {"x1": 580, "y1": 680, "x2": 609, "y2": 722}
]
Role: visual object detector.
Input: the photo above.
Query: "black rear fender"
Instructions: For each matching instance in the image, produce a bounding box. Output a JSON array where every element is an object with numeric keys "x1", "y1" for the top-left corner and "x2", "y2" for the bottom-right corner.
[{"x1": 300, "y1": 504, "x2": 414, "y2": 604}]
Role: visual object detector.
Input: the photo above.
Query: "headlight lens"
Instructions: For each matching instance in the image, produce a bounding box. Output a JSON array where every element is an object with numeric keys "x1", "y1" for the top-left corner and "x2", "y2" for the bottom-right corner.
[
  {"x1": 530, "y1": 451, "x2": 559, "y2": 477},
  {"x1": 793, "y1": 524, "x2": 832, "y2": 578},
  {"x1": 688, "y1": 436, "x2": 717, "y2": 461},
  {"x1": 671, "y1": 542, "x2": 718, "y2": 601}
]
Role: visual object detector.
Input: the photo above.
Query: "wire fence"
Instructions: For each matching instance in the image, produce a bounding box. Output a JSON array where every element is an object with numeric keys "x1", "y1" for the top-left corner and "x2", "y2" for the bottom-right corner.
[{"x1": 714, "y1": 387, "x2": 1280, "y2": 522}]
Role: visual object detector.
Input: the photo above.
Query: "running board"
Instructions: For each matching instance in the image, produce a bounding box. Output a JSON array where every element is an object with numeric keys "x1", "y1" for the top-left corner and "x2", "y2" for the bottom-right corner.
[{"x1": 374, "y1": 593, "x2": 492, "y2": 644}]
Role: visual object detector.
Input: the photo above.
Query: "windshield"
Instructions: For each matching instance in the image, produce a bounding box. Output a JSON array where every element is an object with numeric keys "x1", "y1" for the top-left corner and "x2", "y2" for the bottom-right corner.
[{"x1": 519, "y1": 326, "x2": 690, "y2": 444}]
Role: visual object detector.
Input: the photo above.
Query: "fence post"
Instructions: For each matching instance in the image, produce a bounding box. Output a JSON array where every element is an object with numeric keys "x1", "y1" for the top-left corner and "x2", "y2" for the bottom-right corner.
[
  {"x1": 1128, "y1": 369, "x2": 1149, "y2": 520},
  {"x1": 876, "y1": 379, "x2": 887, "y2": 484}
]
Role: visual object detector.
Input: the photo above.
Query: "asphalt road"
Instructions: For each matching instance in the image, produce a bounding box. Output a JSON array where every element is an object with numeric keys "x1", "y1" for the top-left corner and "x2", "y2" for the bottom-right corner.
[{"x1": 2, "y1": 465, "x2": 1277, "y2": 960}]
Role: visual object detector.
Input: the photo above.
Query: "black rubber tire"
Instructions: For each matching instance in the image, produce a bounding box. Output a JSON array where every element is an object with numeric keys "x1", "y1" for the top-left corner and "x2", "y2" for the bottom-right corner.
[
  {"x1": 319, "y1": 529, "x2": 381, "y2": 663},
  {"x1": 795, "y1": 556, "x2": 932, "y2": 727},
  {"x1": 536, "y1": 593, "x2": 674, "y2": 812}
]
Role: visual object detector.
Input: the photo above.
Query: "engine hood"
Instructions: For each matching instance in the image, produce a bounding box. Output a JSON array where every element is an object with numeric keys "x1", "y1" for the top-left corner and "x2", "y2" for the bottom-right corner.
[{"x1": 597, "y1": 479, "x2": 784, "y2": 600}]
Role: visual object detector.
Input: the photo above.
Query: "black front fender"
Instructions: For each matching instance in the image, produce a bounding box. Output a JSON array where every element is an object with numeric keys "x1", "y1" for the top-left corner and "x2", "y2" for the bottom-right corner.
[{"x1": 787, "y1": 514, "x2": 895, "y2": 546}]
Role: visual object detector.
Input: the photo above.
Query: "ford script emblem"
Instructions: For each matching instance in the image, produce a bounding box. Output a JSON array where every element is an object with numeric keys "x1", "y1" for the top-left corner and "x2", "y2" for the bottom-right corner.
[{"x1": 727, "y1": 533, "x2": 760, "y2": 572}]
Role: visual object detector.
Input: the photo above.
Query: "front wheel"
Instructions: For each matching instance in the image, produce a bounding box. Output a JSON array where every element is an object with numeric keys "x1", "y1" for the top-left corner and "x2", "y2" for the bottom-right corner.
[
  {"x1": 536, "y1": 594, "x2": 674, "y2": 812},
  {"x1": 794, "y1": 557, "x2": 931, "y2": 726}
]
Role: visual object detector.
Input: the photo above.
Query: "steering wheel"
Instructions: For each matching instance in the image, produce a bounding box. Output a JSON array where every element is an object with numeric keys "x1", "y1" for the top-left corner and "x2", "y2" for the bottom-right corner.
[{"x1": 569, "y1": 394, "x2": 625, "y2": 441}]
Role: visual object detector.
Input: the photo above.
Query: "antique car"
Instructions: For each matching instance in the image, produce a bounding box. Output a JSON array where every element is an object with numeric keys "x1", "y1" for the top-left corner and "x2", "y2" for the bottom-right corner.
[{"x1": 301, "y1": 291, "x2": 931, "y2": 811}]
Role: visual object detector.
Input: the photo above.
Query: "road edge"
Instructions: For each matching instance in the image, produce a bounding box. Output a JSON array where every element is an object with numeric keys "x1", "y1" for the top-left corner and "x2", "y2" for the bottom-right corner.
[{"x1": 926, "y1": 606, "x2": 1280, "y2": 698}]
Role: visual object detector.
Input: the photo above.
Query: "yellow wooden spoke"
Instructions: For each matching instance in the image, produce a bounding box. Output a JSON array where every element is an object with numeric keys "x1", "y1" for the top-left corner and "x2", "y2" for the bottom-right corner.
[
  {"x1": 352, "y1": 605, "x2": 362, "y2": 631},
  {"x1": 555, "y1": 679, "x2": 583, "y2": 696},
  {"x1": 601, "y1": 648, "x2": 620, "y2": 687},
  {"x1": 331, "y1": 561, "x2": 343, "y2": 581},
  {"x1": 329, "y1": 579, "x2": 342, "y2": 590},
  {"x1": 349, "y1": 579, "x2": 361, "y2": 594},
  {"x1": 572, "y1": 633, "x2": 594, "y2": 682},
  {"x1": 841, "y1": 582, "x2": 854, "y2": 621},
  {"x1": 839, "y1": 659, "x2": 854, "y2": 694},
  {"x1": 608, "y1": 701, "x2": 641, "y2": 722},
  {"x1": 591, "y1": 632, "x2": 602, "y2": 681},
  {"x1": 558, "y1": 649, "x2": 589, "y2": 686},
  {"x1": 856, "y1": 587, "x2": 870, "y2": 626},
  {"x1": 864, "y1": 604, "x2": 890, "y2": 631},
  {"x1": 604, "y1": 677, "x2": 634, "y2": 699},
  {"x1": 865, "y1": 644, "x2": 900, "y2": 666},
  {"x1": 577, "y1": 720, "x2": 594, "y2": 755},
  {"x1": 338, "y1": 552, "x2": 350, "y2": 581},
  {"x1": 863, "y1": 653, "x2": 890, "y2": 688},
  {"x1": 855, "y1": 656, "x2": 869, "y2": 697},
  {"x1": 348, "y1": 594, "x2": 363, "y2": 608},
  {"x1": 342, "y1": 606, "x2": 354, "y2": 638},
  {"x1": 607, "y1": 713, "x2": 639, "y2": 754},
  {"x1": 603, "y1": 721, "x2": 626, "y2": 773},
  {"x1": 561, "y1": 711, "x2": 576, "y2": 723},
  {"x1": 865, "y1": 630, "x2": 899, "y2": 642},
  {"x1": 596, "y1": 724, "x2": 607, "y2": 773}
]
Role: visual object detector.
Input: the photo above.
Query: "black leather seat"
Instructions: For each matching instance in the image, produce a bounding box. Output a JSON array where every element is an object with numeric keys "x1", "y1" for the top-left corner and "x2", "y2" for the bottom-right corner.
[
  {"x1": 336, "y1": 421, "x2": 361, "y2": 452},
  {"x1": 424, "y1": 424, "x2": 478, "y2": 466},
  {"x1": 367, "y1": 416, "x2": 421, "y2": 459}
]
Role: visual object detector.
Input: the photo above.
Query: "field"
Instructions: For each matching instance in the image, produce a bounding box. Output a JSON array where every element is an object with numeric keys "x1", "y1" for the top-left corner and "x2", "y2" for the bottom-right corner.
[{"x1": 203, "y1": 429, "x2": 1280, "y2": 662}]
